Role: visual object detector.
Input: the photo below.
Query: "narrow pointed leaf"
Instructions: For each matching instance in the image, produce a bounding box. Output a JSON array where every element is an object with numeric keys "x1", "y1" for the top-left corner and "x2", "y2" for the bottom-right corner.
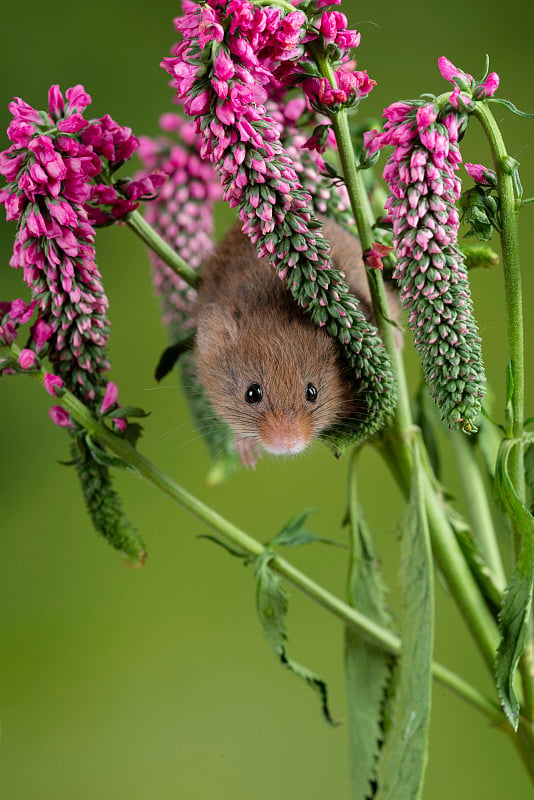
[
  {"x1": 254, "y1": 552, "x2": 337, "y2": 725},
  {"x1": 154, "y1": 330, "x2": 196, "y2": 382},
  {"x1": 487, "y1": 97, "x2": 534, "y2": 119},
  {"x1": 375, "y1": 449, "x2": 434, "y2": 800},
  {"x1": 345, "y1": 474, "x2": 394, "y2": 800},
  {"x1": 268, "y1": 508, "x2": 344, "y2": 549}
]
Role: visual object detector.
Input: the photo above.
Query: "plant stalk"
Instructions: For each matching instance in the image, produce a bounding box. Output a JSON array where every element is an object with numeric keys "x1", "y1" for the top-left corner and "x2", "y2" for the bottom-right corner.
[
  {"x1": 0, "y1": 342, "x2": 503, "y2": 726},
  {"x1": 473, "y1": 100, "x2": 534, "y2": 722},
  {"x1": 126, "y1": 209, "x2": 201, "y2": 289},
  {"x1": 451, "y1": 431, "x2": 507, "y2": 592}
]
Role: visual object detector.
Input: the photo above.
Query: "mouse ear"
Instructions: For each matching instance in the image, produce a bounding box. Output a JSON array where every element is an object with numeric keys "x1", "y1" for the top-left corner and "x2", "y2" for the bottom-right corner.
[{"x1": 195, "y1": 303, "x2": 238, "y2": 356}]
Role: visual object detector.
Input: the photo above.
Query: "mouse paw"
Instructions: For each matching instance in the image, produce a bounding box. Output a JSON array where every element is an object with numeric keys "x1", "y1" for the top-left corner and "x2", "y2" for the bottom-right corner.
[{"x1": 235, "y1": 436, "x2": 263, "y2": 470}]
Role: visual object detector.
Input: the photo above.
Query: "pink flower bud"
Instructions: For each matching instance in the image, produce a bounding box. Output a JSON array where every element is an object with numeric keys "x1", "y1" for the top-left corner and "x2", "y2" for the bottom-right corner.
[
  {"x1": 32, "y1": 319, "x2": 54, "y2": 350},
  {"x1": 364, "y1": 243, "x2": 394, "y2": 270},
  {"x1": 475, "y1": 72, "x2": 500, "y2": 99},
  {"x1": 18, "y1": 348, "x2": 37, "y2": 369},
  {"x1": 416, "y1": 104, "x2": 438, "y2": 131},
  {"x1": 113, "y1": 417, "x2": 127, "y2": 432},
  {"x1": 438, "y1": 56, "x2": 466, "y2": 85},
  {"x1": 100, "y1": 380, "x2": 119, "y2": 414},
  {"x1": 49, "y1": 406, "x2": 74, "y2": 428},
  {"x1": 48, "y1": 85, "x2": 65, "y2": 119},
  {"x1": 465, "y1": 162, "x2": 497, "y2": 187},
  {"x1": 44, "y1": 372, "x2": 64, "y2": 397}
]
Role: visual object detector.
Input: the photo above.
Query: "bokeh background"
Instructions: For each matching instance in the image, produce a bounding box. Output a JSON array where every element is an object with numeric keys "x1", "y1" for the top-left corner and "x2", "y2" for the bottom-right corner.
[{"x1": 1, "y1": 1, "x2": 533, "y2": 798}]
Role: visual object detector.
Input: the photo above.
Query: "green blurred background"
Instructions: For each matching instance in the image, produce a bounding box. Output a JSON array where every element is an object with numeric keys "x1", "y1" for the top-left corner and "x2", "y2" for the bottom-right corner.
[{"x1": 1, "y1": 1, "x2": 533, "y2": 798}]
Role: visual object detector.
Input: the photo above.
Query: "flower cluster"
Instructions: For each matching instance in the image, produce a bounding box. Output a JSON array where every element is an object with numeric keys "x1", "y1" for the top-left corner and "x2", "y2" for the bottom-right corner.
[
  {"x1": 0, "y1": 85, "x2": 165, "y2": 402},
  {"x1": 137, "y1": 113, "x2": 239, "y2": 483},
  {"x1": 0, "y1": 84, "x2": 146, "y2": 563},
  {"x1": 267, "y1": 96, "x2": 354, "y2": 225},
  {"x1": 163, "y1": 0, "x2": 396, "y2": 444},
  {"x1": 364, "y1": 62, "x2": 487, "y2": 430},
  {"x1": 137, "y1": 112, "x2": 221, "y2": 335}
]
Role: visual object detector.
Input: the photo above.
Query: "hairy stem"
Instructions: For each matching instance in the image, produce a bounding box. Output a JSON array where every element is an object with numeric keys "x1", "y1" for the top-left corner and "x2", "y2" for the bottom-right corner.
[
  {"x1": 473, "y1": 100, "x2": 534, "y2": 721},
  {"x1": 126, "y1": 209, "x2": 201, "y2": 289},
  {"x1": 473, "y1": 102, "x2": 525, "y2": 500},
  {"x1": 451, "y1": 431, "x2": 507, "y2": 592}
]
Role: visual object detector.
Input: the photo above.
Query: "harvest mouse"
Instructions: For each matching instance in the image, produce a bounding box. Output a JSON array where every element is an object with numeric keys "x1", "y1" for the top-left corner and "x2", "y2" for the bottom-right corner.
[{"x1": 193, "y1": 217, "x2": 397, "y2": 468}]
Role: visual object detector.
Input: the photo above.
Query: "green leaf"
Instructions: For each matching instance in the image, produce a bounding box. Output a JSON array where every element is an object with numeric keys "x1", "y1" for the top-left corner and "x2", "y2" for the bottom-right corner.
[
  {"x1": 84, "y1": 433, "x2": 139, "y2": 474},
  {"x1": 488, "y1": 97, "x2": 534, "y2": 118},
  {"x1": 267, "y1": 508, "x2": 344, "y2": 549},
  {"x1": 107, "y1": 406, "x2": 150, "y2": 419},
  {"x1": 154, "y1": 330, "x2": 196, "y2": 382},
  {"x1": 448, "y1": 510, "x2": 502, "y2": 616},
  {"x1": 375, "y1": 447, "x2": 434, "y2": 800},
  {"x1": 525, "y1": 438, "x2": 534, "y2": 514},
  {"x1": 505, "y1": 360, "x2": 515, "y2": 434},
  {"x1": 254, "y1": 552, "x2": 337, "y2": 725},
  {"x1": 345, "y1": 474, "x2": 394, "y2": 800},
  {"x1": 412, "y1": 382, "x2": 441, "y2": 479},
  {"x1": 494, "y1": 438, "x2": 534, "y2": 728}
]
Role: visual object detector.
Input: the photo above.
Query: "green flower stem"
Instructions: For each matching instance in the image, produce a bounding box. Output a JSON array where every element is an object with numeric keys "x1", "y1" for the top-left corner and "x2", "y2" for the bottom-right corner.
[
  {"x1": 451, "y1": 431, "x2": 507, "y2": 593},
  {"x1": 473, "y1": 102, "x2": 525, "y2": 501},
  {"x1": 473, "y1": 101, "x2": 534, "y2": 722},
  {"x1": 315, "y1": 54, "x2": 413, "y2": 442},
  {"x1": 1, "y1": 341, "x2": 503, "y2": 726},
  {"x1": 126, "y1": 209, "x2": 201, "y2": 289},
  {"x1": 515, "y1": 719, "x2": 534, "y2": 785}
]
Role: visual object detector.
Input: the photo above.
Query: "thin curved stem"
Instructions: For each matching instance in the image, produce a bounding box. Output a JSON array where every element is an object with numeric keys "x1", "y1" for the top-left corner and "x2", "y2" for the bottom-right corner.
[
  {"x1": 0, "y1": 342, "x2": 503, "y2": 726},
  {"x1": 126, "y1": 209, "x2": 201, "y2": 289}
]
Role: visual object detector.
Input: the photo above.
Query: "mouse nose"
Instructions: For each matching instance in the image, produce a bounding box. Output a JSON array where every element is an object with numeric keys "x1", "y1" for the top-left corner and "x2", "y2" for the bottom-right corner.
[
  {"x1": 258, "y1": 413, "x2": 312, "y2": 456},
  {"x1": 262, "y1": 432, "x2": 308, "y2": 456}
]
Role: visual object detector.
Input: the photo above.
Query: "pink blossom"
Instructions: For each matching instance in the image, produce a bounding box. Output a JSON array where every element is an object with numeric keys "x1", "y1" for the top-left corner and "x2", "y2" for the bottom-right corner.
[
  {"x1": 416, "y1": 103, "x2": 438, "y2": 131},
  {"x1": 18, "y1": 348, "x2": 37, "y2": 369},
  {"x1": 113, "y1": 417, "x2": 128, "y2": 432},
  {"x1": 100, "y1": 380, "x2": 119, "y2": 414},
  {"x1": 9, "y1": 298, "x2": 36, "y2": 324},
  {"x1": 44, "y1": 372, "x2": 64, "y2": 396},
  {"x1": 475, "y1": 71, "x2": 500, "y2": 99},
  {"x1": 49, "y1": 406, "x2": 74, "y2": 428},
  {"x1": 438, "y1": 56, "x2": 471, "y2": 86},
  {"x1": 464, "y1": 162, "x2": 497, "y2": 187},
  {"x1": 80, "y1": 114, "x2": 138, "y2": 164},
  {"x1": 32, "y1": 319, "x2": 54, "y2": 350},
  {"x1": 364, "y1": 243, "x2": 394, "y2": 270}
]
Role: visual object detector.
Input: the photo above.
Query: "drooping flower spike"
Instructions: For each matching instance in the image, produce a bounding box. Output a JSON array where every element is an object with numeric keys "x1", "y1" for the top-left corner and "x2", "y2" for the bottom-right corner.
[
  {"x1": 0, "y1": 84, "x2": 147, "y2": 563},
  {"x1": 163, "y1": 0, "x2": 396, "y2": 445},
  {"x1": 364, "y1": 60, "x2": 488, "y2": 431}
]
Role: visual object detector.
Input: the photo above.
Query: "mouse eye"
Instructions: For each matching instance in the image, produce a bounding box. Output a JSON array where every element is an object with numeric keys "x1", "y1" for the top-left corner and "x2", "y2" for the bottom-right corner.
[
  {"x1": 245, "y1": 383, "x2": 263, "y2": 404},
  {"x1": 306, "y1": 383, "x2": 318, "y2": 403}
]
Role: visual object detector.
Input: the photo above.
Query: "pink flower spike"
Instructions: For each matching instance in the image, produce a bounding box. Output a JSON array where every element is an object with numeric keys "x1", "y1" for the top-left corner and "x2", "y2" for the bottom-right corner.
[
  {"x1": 18, "y1": 348, "x2": 37, "y2": 369},
  {"x1": 100, "y1": 380, "x2": 119, "y2": 414},
  {"x1": 44, "y1": 372, "x2": 64, "y2": 397},
  {"x1": 49, "y1": 405, "x2": 74, "y2": 428}
]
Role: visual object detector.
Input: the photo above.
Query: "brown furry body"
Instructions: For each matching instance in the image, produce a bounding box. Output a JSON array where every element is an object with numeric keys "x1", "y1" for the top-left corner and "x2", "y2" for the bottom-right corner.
[{"x1": 193, "y1": 218, "x2": 389, "y2": 466}]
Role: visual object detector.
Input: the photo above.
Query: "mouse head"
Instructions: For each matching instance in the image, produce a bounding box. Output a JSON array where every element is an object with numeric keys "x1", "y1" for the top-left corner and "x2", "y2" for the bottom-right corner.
[{"x1": 194, "y1": 303, "x2": 354, "y2": 459}]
